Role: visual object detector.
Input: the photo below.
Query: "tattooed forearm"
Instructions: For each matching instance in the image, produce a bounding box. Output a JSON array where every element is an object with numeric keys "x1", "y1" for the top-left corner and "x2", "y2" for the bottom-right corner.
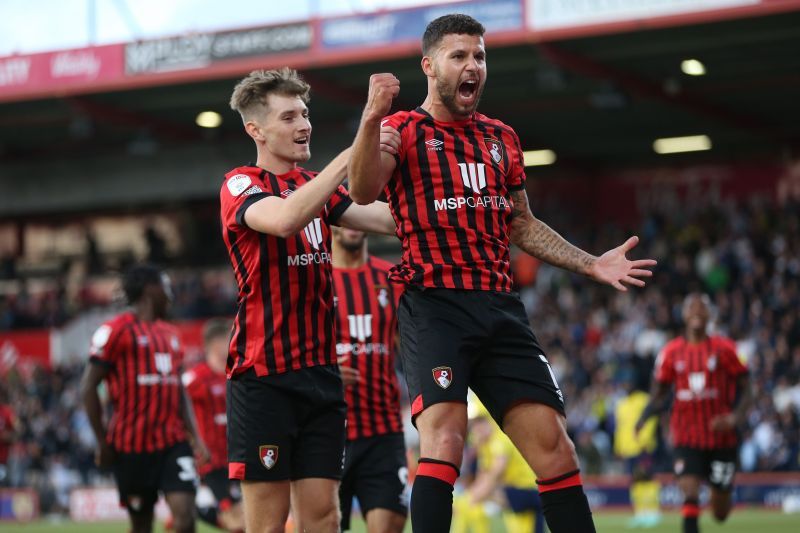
[{"x1": 509, "y1": 189, "x2": 596, "y2": 275}]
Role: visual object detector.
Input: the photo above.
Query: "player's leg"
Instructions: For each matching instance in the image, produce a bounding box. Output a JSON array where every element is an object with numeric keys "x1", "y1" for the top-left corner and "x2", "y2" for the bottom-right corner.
[
  {"x1": 396, "y1": 288, "x2": 474, "y2": 533},
  {"x1": 677, "y1": 475, "x2": 702, "y2": 533},
  {"x1": 710, "y1": 488, "x2": 732, "y2": 522},
  {"x1": 708, "y1": 448, "x2": 737, "y2": 522},
  {"x1": 674, "y1": 447, "x2": 706, "y2": 533},
  {"x1": 365, "y1": 508, "x2": 407, "y2": 533},
  {"x1": 475, "y1": 291, "x2": 595, "y2": 532},
  {"x1": 242, "y1": 480, "x2": 291, "y2": 532},
  {"x1": 113, "y1": 452, "x2": 159, "y2": 533},
  {"x1": 201, "y1": 469, "x2": 244, "y2": 531},
  {"x1": 353, "y1": 434, "x2": 409, "y2": 533},
  {"x1": 226, "y1": 369, "x2": 297, "y2": 532},
  {"x1": 502, "y1": 403, "x2": 595, "y2": 532},
  {"x1": 291, "y1": 478, "x2": 341, "y2": 532},
  {"x1": 158, "y1": 443, "x2": 199, "y2": 533},
  {"x1": 127, "y1": 506, "x2": 156, "y2": 533},
  {"x1": 164, "y1": 490, "x2": 197, "y2": 533},
  {"x1": 290, "y1": 365, "x2": 348, "y2": 532}
]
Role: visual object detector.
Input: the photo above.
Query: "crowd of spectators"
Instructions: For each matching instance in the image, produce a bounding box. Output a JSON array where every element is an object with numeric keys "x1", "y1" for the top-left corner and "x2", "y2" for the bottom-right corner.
[{"x1": 1, "y1": 193, "x2": 798, "y2": 514}]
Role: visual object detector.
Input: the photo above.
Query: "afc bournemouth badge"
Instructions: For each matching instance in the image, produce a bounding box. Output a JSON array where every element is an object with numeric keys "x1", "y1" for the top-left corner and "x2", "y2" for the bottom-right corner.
[
  {"x1": 432, "y1": 366, "x2": 453, "y2": 389},
  {"x1": 259, "y1": 445, "x2": 279, "y2": 470},
  {"x1": 485, "y1": 137, "x2": 504, "y2": 164}
]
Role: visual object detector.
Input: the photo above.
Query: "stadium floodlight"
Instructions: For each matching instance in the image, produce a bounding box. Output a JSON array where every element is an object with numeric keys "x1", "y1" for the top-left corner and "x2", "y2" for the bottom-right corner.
[
  {"x1": 653, "y1": 135, "x2": 711, "y2": 154},
  {"x1": 523, "y1": 149, "x2": 556, "y2": 166},
  {"x1": 681, "y1": 59, "x2": 706, "y2": 76},
  {"x1": 196, "y1": 111, "x2": 222, "y2": 128}
]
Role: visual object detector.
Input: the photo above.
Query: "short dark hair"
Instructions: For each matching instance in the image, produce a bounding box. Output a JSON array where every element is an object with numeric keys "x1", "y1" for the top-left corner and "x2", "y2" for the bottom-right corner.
[
  {"x1": 122, "y1": 263, "x2": 163, "y2": 304},
  {"x1": 422, "y1": 14, "x2": 485, "y2": 55},
  {"x1": 203, "y1": 317, "x2": 232, "y2": 345}
]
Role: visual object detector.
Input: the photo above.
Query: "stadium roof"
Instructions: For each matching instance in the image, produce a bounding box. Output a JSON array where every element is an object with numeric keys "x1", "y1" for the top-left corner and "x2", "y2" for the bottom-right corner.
[{"x1": 1, "y1": 2, "x2": 799, "y2": 179}]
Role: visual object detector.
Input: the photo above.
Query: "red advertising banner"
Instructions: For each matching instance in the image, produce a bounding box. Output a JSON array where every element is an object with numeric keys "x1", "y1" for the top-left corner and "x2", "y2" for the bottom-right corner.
[
  {"x1": 0, "y1": 328, "x2": 51, "y2": 372},
  {"x1": 0, "y1": 44, "x2": 124, "y2": 101}
]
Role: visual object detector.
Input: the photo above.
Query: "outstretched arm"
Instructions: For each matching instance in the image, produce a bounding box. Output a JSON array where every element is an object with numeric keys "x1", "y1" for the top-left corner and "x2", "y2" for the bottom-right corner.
[
  {"x1": 509, "y1": 189, "x2": 656, "y2": 291},
  {"x1": 348, "y1": 73, "x2": 400, "y2": 204}
]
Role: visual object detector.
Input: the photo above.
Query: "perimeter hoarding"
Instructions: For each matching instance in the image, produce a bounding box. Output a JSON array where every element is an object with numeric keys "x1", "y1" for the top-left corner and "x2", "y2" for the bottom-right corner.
[{"x1": 320, "y1": 0, "x2": 524, "y2": 49}]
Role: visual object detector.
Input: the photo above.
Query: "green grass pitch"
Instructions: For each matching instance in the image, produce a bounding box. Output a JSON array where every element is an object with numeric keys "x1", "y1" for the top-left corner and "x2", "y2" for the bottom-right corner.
[{"x1": 1, "y1": 509, "x2": 797, "y2": 532}]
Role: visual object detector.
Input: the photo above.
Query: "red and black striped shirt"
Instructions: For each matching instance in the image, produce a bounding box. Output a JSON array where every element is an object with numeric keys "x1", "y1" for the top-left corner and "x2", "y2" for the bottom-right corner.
[
  {"x1": 89, "y1": 312, "x2": 186, "y2": 453},
  {"x1": 381, "y1": 107, "x2": 526, "y2": 292},
  {"x1": 655, "y1": 335, "x2": 748, "y2": 449},
  {"x1": 183, "y1": 362, "x2": 227, "y2": 476},
  {"x1": 333, "y1": 256, "x2": 404, "y2": 440},
  {"x1": 220, "y1": 165, "x2": 352, "y2": 378}
]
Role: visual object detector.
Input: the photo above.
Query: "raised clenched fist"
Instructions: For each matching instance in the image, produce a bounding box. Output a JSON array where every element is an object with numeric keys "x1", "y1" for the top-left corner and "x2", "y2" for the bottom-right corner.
[{"x1": 364, "y1": 73, "x2": 400, "y2": 122}]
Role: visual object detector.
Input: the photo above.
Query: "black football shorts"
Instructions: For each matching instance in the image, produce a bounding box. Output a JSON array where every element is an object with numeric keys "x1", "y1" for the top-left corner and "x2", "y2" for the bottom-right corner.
[
  {"x1": 397, "y1": 287, "x2": 565, "y2": 427},
  {"x1": 339, "y1": 432, "x2": 409, "y2": 530},
  {"x1": 113, "y1": 441, "x2": 197, "y2": 511},
  {"x1": 227, "y1": 364, "x2": 347, "y2": 482},
  {"x1": 673, "y1": 447, "x2": 738, "y2": 491}
]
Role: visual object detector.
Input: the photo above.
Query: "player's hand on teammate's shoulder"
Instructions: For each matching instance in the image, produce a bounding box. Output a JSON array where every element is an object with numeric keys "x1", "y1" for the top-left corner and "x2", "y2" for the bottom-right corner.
[
  {"x1": 379, "y1": 125, "x2": 401, "y2": 156},
  {"x1": 588, "y1": 235, "x2": 657, "y2": 292},
  {"x1": 364, "y1": 73, "x2": 400, "y2": 122}
]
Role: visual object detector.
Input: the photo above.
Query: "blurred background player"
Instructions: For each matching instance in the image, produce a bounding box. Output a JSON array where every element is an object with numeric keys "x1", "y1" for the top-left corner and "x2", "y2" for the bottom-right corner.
[
  {"x1": 614, "y1": 370, "x2": 661, "y2": 528},
  {"x1": 221, "y1": 68, "x2": 395, "y2": 533},
  {"x1": 332, "y1": 226, "x2": 408, "y2": 533},
  {"x1": 80, "y1": 263, "x2": 209, "y2": 533},
  {"x1": 454, "y1": 395, "x2": 544, "y2": 533},
  {"x1": 183, "y1": 318, "x2": 244, "y2": 532},
  {"x1": 637, "y1": 293, "x2": 752, "y2": 533}
]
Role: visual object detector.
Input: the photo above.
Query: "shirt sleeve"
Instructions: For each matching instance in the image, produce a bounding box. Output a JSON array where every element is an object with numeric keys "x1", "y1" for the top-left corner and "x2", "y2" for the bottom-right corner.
[
  {"x1": 327, "y1": 184, "x2": 353, "y2": 225},
  {"x1": 654, "y1": 346, "x2": 675, "y2": 384},
  {"x1": 220, "y1": 170, "x2": 274, "y2": 230},
  {"x1": 721, "y1": 340, "x2": 748, "y2": 377},
  {"x1": 505, "y1": 127, "x2": 527, "y2": 192},
  {"x1": 88, "y1": 321, "x2": 125, "y2": 367},
  {"x1": 381, "y1": 111, "x2": 409, "y2": 166}
]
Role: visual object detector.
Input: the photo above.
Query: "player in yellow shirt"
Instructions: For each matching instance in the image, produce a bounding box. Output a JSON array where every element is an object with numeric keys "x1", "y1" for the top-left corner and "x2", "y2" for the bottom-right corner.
[
  {"x1": 454, "y1": 395, "x2": 544, "y2": 533},
  {"x1": 615, "y1": 377, "x2": 661, "y2": 528}
]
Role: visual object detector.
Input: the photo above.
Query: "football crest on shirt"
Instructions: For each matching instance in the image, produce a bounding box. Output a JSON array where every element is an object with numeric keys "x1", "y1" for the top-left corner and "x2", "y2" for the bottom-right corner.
[
  {"x1": 259, "y1": 445, "x2": 279, "y2": 470},
  {"x1": 226, "y1": 174, "x2": 252, "y2": 196},
  {"x1": 485, "y1": 137, "x2": 504, "y2": 164},
  {"x1": 432, "y1": 366, "x2": 453, "y2": 389},
  {"x1": 376, "y1": 286, "x2": 390, "y2": 308},
  {"x1": 707, "y1": 354, "x2": 717, "y2": 371},
  {"x1": 154, "y1": 352, "x2": 172, "y2": 375}
]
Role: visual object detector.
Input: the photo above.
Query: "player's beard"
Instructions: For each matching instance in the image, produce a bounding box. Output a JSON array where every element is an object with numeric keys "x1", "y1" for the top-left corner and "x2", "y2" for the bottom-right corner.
[
  {"x1": 339, "y1": 235, "x2": 366, "y2": 252},
  {"x1": 436, "y1": 76, "x2": 483, "y2": 118}
]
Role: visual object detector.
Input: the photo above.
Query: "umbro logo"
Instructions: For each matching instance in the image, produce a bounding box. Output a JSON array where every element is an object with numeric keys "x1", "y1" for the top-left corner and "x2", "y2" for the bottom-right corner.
[
  {"x1": 281, "y1": 189, "x2": 295, "y2": 197},
  {"x1": 425, "y1": 138, "x2": 443, "y2": 151}
]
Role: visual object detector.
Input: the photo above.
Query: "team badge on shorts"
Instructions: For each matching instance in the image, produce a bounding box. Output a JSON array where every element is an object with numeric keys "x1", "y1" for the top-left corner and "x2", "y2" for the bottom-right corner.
[
  {"x1": 674, "y1": 459, "x2": 685, "y2": 475},
  {"x1": 432, "y1": 366, "x2": 453, "y2": 389},
  {"x1": 485, "y1": 137, "x2": 504, "y2": 164},
  {"x1": 259, "y1": 445, "x2": 279, "y2": 470}
]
